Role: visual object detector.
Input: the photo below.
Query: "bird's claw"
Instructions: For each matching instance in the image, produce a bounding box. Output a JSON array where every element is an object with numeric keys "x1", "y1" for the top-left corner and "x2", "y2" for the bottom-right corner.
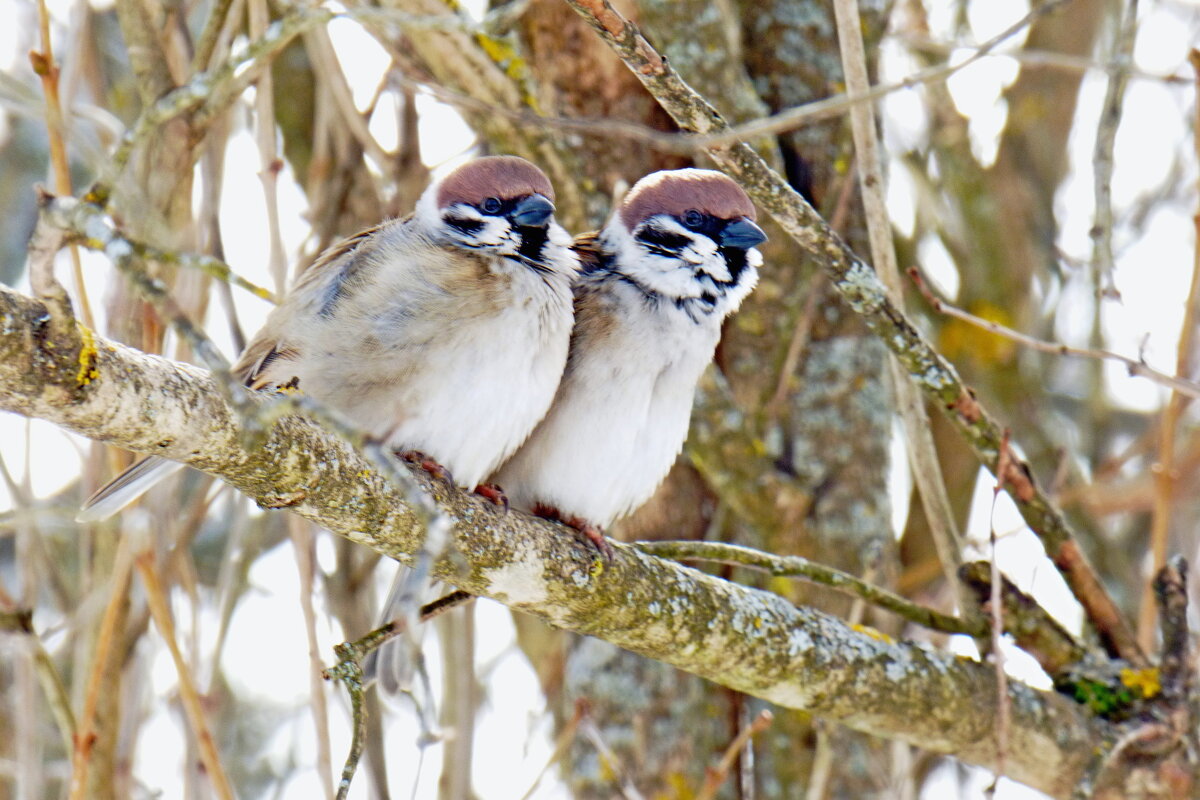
[
  {"x1": 571, "y1": 520, "x2": 614, "y2": 563},
  {"x1": 473, "y1": 483, "x2": 509, "y2": 511},
  {"x1": 398, "y1": 450, "x2": 455, "y2": 485},
  {"x1": 533, "y1": 504, "x2": 613, "y2": 562}
]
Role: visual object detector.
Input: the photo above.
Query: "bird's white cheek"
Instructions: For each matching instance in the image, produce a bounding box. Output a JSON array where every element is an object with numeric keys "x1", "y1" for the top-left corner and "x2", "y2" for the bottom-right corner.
[
  {"x1": 746, "y1": 247, "x2": 764, "y2": 271},
  {"x1": 472, "y1": 217, "x2": 517, "y2": 250},
  {"x1": 548, "y1": 222, "x2": 574, "y2": 249}
]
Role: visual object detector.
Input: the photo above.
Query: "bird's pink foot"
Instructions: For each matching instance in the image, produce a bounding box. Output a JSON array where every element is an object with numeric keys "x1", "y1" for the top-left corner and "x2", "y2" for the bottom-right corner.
[
  {"x1": 398, "y1": 450, "x2": 454, "y2": 485},
  {"x1": 533, "y1": 504, "x2": 613, "y2": 561},
  {"x1": 473, "y1": 483, "x2": 508, "y2": 510},
  {"x1": 564, "y1": 516, "x2": 614, "y2": 562}
]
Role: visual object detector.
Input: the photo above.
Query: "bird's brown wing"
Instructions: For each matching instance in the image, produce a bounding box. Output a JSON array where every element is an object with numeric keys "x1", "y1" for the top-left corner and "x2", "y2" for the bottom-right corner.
[
  {"x1": 231, "y1": 218, "x2": 407, "y2": 389},
  {"x1": 231, "y1": 339, "x2": 301, "y2": 389},
  {"x1": 290, "y1": 221, "x2": 391, "y2": 292},
  {"x1": 570, "y1": 231, "x2": 603, "y2": 273}
]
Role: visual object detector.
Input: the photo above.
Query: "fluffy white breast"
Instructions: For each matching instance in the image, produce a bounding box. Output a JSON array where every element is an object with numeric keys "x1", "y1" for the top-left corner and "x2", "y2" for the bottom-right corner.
[{"x1": 493, "y1": 274, "x2": 725, "y2": 527}]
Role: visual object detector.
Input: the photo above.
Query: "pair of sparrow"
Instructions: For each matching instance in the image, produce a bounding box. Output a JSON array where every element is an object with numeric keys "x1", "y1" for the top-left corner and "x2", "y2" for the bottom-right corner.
[{"x1": 79, "y1": 155, "x2": 766, "y2": 555}]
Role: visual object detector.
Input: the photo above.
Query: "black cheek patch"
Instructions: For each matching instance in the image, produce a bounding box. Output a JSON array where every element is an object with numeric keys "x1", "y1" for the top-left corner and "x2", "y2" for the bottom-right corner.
[
  {"x1": 636, "y1": 226, "x2": 691, "y2": 255},
  {"x1": 517, "y1": 224, "x2": 549, "y2": 263},
  {"x1": 720, "y1": 246, "x2": 749, "y2": 284},
  {"x1": 445, "y1": 215, "x2": 485, "y2": 235}
]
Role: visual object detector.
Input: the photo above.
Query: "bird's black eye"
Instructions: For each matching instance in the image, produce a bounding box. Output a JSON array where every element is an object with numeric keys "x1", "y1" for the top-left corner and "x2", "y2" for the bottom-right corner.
[
  {"x1": 481, "y1": 197, "x2": 502, "y2": 214},
  {"x1": 682, "y1": 209, "x2": 704, "y2": 228}
]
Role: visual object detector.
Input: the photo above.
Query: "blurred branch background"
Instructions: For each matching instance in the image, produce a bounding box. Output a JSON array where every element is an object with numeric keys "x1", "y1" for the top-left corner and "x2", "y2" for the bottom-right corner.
[{"x1": 0, "y1": 0, "x2": 1197, "y2": 797}]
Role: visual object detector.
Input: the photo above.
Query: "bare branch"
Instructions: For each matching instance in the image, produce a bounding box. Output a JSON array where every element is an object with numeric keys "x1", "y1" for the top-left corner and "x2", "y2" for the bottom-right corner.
[
  {"x1": 959, "y1": 562, "x2": 1086, "y2": 678},
  {"x1": 696, "y1": 709, "x2": 773, "y2": 800},
  {"x1": 636, "y1": 540, "x2": 984, "y2": 636},
  {"x1": 30, "y1": 0, "x2": 94, "y2": 329},
  {"x1": 831, "y1": 0, "x2": 968, "y2": 616},
  {"x1": 1090, "y1": 0, "x2": 1139, "y2": 297},
  {"x1": 95, "y1": 8, "x2": 333, "y2": 202},
  {"x1": 323, "y1": 591, "x2": 473, "y2": 799},
  {"x1": 1138, "y1": 51, "x2": 1200, "y2": 649},
  {"x1": 136, "y1": 551, "x2": 234, "y2": 799},
  {"x1": 908, "y1": 265, "x2": 1200, "y2": 402},
  {"x1": 0, "y1": 280, "x2": 1105, "y2": 798}
]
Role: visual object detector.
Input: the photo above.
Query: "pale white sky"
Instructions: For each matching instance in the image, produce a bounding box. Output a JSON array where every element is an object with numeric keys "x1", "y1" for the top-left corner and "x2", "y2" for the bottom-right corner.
[{"x1": 1, "y1": 0, "x2": 1197, "y2": 797}]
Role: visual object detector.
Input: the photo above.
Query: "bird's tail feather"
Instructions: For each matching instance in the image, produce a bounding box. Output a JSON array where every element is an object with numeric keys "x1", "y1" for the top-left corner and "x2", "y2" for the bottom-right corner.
[{"x1": 76, "y1": 457, "x2": 185, "y2": 523}]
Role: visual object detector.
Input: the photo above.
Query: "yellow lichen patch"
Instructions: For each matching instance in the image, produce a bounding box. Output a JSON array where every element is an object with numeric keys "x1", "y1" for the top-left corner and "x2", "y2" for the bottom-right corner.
[
  {"x1": 75, "y1": 324, "x2": 99, "y2": 387},
  {"x1": 356, "y1": 470, "x2": 372, "y2": 480},
  {"x1": 589, "y1": 558, "x2": 605, "y2": 579},
  {"x1": 1119, "y1": 666, "x2": 1161, "y2": 699},
  {"x1": 851, "y1": 623, "x2": 894, "y2": 643},
  {"x1": 938, "y1": 301, "x2": 1018, "y2": 365},
  {"x1": 665, "y1": 772, "x2": 694, "y2": 800},
  {"x1": 473, "y1": 34, "x2": 541, "y2": 113}
]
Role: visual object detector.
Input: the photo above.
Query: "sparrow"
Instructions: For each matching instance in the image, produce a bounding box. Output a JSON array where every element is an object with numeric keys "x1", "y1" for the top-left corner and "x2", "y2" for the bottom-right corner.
[
  {"x1": 78, "y1": 155, "x2": 579, "y2": 521},
  {"x1": 491, "y1": 168, "x2": 766, "y2": 555}
]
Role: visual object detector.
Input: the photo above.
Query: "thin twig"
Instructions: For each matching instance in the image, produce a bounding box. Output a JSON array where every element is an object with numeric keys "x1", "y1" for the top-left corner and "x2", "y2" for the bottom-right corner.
[
  {"x1": 832, "y1": 0, "x2": 968, "y2": 614},
  {"x1": 190, "y1": 0, "x2": 237, "y2": 72},
  {"x1": 958, "y1": 562, "x2": 1087, "y2": 677},
  {"x1": 289, "y1": 519, "x2": 335, "y2": 800},
  {"x1": 518, "y1": 698, "x2": 588, "y2": 800},
  {"x1": 31, "y1": 0, "x2": 94, "y2": 330},
  {"x1": 635, "y1": 540, "x2": 985, "y2": 636},
  {"x1": 766, "y1": 275, "x2": 824, "y2": 417},
  {"x1": 564, "y1": 0, "x2": 1144, "y2": 666},
  {"x1": 376, "y1": 4, "x2": 1064, "y2": 158},
  {"x1": 696, "y1": 709, "x2": 773, "y2": 800},
  {"x1": 578, "y1": 714, "x2": 646, "y2": 800},
  {"x1": 51, "y1": 198, "x2": 277, "y2": 303},
  {"x1": 898, "y1": 35, "x2": 1189, "y2": 86},
  {"x1": 303, "y1": 26, "x2": 392, "y2": 174},
  {"x1": 27, "y1": 190, "x2": 75, "y2": 336},
  {"x1": 1089, "y1": 0, "x2": 1139, "y2": 298},
  {"x1": 67, "y1": 534, "x2": 135, "y2": 800},
  {"x1": 135, "y1": 550, "x2": 235, "y2": 800},
  {"x1": 323, "y1": 591, "x2": 474, "y2": 800},
  {"x1": 0, "y1": 609, "x2": 76, "y2": 754},
  {"x1": 909, "y1": 265, "x2": 1200, "y2": 401},
  {"x1": 1138, "y1": 49, "x2": 1200, "y2": 650},
  {"x1": 989, "y1": 433, "x2": 1013, "y2": 787},
  {"x1": 94, "y1": 8, "x2": 333, "y2": 203},
  {"x1": 4, "y1": 443, "x2": 76, "y2": 767},
  {"x1": 249, "y1": 0, "x2": 290, "y2": 297}
]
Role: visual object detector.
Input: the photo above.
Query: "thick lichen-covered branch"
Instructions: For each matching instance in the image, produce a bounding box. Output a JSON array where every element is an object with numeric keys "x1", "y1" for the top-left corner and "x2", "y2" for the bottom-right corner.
[
  {"x1": 562, "y1": 0, "x2": 1142, "y2": 667},
  {"x1": 0, "y1": 281, "x2": 1104, "y2": 798}
]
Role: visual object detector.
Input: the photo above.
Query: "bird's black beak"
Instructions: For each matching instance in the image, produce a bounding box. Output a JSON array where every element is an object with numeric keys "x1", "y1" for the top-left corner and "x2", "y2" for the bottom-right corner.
[
  {"x1": 720, "y1": 217, "x2": 767, "y2": 249},
  {"x1": 510, "y1": 194, "x2": 555, "y2": 228}
]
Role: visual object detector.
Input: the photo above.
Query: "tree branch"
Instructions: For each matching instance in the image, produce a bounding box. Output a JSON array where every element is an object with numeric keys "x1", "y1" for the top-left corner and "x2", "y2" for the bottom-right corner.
[{"x1": 0, "y1": 280, "x2": 1105, "y2": 798}]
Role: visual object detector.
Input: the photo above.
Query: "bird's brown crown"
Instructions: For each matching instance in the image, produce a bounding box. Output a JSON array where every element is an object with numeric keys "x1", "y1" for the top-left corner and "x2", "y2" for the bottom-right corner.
[
  {"x1": 436, "y1": 156, "x2": 555, "y2": 208},
  {"x1": 618, "y1": 169, "x2": 756, "y2": 228}
]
